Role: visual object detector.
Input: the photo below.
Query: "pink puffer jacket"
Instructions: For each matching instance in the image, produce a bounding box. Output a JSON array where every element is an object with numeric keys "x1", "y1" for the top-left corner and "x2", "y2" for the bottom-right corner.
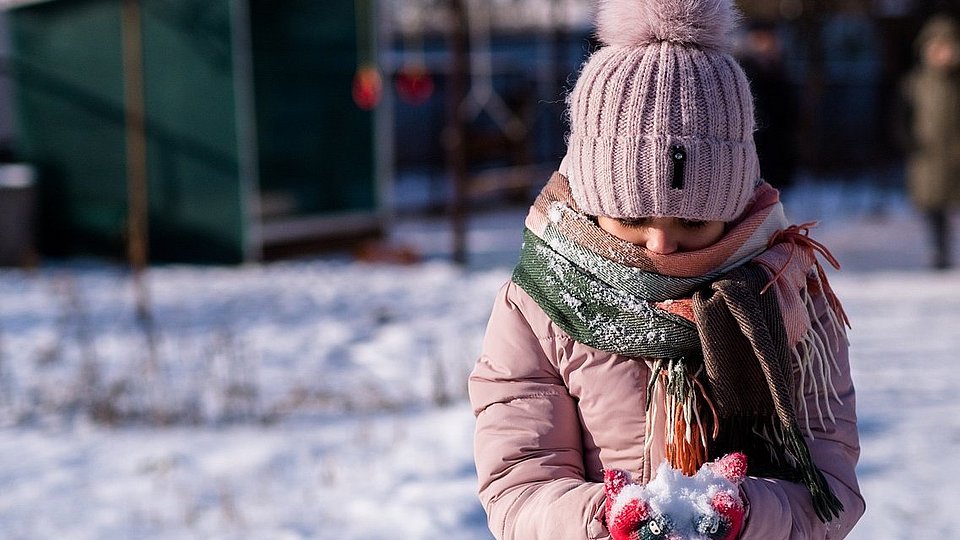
[{"x1": 469, "y1": 281, "x2": 864, "y2": 539}]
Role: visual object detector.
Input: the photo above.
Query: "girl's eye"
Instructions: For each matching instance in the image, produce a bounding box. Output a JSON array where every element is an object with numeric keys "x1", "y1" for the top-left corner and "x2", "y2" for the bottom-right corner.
[
  {"x1": 616, "y1": 218, "x2": 650, "y2": 229},
  {"x1": 680, "y1": 219, "x2": 709, "y2": 230},
  {"x1": 617, "y1": 218, "x2": 650, "y2": 229}
]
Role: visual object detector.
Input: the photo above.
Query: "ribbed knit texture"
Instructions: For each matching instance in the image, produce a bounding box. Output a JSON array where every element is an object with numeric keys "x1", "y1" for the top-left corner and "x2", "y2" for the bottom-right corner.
[{"x1": 565, "y1": 9, "x2": 760, "y2": 221}]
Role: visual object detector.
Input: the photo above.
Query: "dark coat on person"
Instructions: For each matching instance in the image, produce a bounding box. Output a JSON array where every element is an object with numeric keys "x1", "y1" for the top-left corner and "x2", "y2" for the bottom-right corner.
[{"x1": 901, "y1": 15, "x2": 960, "y2": 211}]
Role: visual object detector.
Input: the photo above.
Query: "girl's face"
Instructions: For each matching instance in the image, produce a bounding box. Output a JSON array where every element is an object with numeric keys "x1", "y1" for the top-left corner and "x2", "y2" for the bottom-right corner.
[{"x1": 596, "y1": 216, "x2": 726, "y2": 254}]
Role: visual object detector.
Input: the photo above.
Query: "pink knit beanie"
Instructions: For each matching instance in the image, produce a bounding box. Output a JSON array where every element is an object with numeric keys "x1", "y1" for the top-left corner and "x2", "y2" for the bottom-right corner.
[{"x1": 564, "y1": 0, "x2": 760, "y2": 221}]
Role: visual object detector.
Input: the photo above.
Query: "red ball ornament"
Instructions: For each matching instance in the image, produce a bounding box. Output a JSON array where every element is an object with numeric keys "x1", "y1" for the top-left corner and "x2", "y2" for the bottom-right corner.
[
  {"x1": 352, "y1": 65, "x2": 383, "y2": 110},
  {"x1": 395, "y1": 65, "x2": 435, "y2": 105}
]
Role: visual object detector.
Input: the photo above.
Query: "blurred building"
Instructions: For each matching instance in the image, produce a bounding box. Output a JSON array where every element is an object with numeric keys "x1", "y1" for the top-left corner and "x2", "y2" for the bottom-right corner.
[{"x1": 0, "y1": 0, "x2": 388, "y2": 263}]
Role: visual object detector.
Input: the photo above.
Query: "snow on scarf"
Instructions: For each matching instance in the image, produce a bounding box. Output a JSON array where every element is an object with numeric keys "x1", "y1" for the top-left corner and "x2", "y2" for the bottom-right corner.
[{"x1": 512, "y1": 172, "x2": 849, "y2": 522}]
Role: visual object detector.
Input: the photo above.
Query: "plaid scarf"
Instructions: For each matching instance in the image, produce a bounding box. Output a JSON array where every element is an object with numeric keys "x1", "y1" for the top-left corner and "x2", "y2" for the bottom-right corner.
[{"x1": 513, "y1": 173, "x2": 848, "y2": 522}]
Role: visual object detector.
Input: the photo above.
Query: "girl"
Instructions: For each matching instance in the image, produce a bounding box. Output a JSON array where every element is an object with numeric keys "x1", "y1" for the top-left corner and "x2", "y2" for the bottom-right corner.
[{"x1": 468, "y1": 1, "x2": 864, "y2": 538}]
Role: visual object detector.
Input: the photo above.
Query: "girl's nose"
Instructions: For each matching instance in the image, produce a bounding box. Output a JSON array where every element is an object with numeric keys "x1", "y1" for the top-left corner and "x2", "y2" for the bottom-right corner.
[{"x1": 645, "y1": 228, "x2": 678, "y2": 254}]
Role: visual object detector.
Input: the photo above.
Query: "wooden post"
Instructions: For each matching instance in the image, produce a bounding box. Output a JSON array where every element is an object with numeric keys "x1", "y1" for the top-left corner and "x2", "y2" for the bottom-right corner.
[
  {"x1": 120, "y1": 0, "x2": 151, "y2": 323},
  {"x1": 446, "y1": 0, "x2": 470, "y2": 265}
]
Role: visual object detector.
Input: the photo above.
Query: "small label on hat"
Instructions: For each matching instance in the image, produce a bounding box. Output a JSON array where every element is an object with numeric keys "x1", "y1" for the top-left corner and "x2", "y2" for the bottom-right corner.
[{"x1": 670, "y1": 145, "x2": 687, "y2": 189}]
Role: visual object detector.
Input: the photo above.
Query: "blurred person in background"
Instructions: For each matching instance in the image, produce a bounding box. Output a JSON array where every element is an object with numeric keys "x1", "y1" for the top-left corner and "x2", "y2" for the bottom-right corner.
[
  {"x1": 468, "y1": 0, "x2": 863, "y2": 538},
  {"x1": 738, "y1": 21, "x2": 799, "y2": 191},
  {"x1": 900, "y1": 14, "x2": 960, "y2": 270}
]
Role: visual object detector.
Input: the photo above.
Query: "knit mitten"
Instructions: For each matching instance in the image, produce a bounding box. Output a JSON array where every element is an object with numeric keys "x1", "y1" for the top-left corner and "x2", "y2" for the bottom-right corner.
[{"x1": 604, "y1": 453, "x2": 747, "y2": 540}]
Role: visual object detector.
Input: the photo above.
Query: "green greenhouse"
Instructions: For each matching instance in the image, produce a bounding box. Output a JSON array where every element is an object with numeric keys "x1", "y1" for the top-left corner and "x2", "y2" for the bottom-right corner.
[{"x1": 2, "y1": 0, "x2": 388, "y2": 263}]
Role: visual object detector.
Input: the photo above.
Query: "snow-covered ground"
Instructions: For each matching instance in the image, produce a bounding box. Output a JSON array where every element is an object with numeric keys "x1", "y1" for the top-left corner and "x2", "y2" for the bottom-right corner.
[{"x1": 1, "y1": 177, "x2": 959, "y2": 539}]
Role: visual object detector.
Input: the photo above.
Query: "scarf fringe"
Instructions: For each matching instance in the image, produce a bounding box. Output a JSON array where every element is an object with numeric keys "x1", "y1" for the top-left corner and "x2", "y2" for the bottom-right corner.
[
  {"x1": 650, "y1": 359, "x2": 720, "y2": 476},
  {"x1": 794, "y1": 276, "x2": 848, "y2": 438},
  {"x1": 761, "y1": 221, "x2": 852, "y2": 332},
  {"x1": 784, "y1": 425, "x2": 846, "y2": 522},
  {"x1": 756, "y1": 222, "x2": 849, "y2": 441}
]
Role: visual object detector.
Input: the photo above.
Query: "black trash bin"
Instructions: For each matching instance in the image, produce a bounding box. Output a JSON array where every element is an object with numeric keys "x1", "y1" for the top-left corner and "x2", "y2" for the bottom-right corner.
[{"x1": 0, "y1": 163, "x2": 37, "y2": 267}]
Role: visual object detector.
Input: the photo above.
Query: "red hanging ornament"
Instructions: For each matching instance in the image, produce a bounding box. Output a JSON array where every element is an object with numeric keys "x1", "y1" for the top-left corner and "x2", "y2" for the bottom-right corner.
[
  {"x1": 352, "y1": 64, "x2": 383, "y2": 110},
  {"x1": 395, "y1": 64, "x2": 435, "y2": 105}
]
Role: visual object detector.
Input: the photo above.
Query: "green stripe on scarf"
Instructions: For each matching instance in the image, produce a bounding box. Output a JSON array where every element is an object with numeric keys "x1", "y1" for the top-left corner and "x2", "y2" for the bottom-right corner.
[{"x1": 513, "y1": 228, "x2": 702, "y2": 359}]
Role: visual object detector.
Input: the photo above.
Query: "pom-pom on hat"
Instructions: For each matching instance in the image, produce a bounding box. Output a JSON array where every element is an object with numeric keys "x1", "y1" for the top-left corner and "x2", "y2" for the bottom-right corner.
[{"x1": 563, "y1": 0, "x2": 760, "y2": 221}]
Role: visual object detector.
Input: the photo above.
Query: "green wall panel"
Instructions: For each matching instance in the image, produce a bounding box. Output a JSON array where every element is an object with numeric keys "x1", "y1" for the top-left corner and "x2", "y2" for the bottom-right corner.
[
  {"x1": 9, "y1": 0, "x2": 128, "y2": 256},
  {"x1": 141, "y1": 0, "x2": 244, "y2": 262},
  {"x1": 9, "y1": 0, "x2": 245, "y2": 263},
  {"x1": 8, "y1": 0, "x2": 379, "y2": 262},
  {"x1": 250, "y1": 0, "x2": 376, "y2": 217}
]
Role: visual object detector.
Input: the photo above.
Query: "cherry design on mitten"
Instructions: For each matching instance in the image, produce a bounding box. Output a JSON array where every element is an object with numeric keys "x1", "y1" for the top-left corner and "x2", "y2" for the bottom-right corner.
[{"x1": 604, "y1": 453, "x2": 747, "y2": 540}]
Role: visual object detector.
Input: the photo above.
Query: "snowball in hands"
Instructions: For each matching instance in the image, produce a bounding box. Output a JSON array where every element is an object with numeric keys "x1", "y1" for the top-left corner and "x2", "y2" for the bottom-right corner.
[{"x1": 604, "y1": 453, "x2": 747, "y2": 540}]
